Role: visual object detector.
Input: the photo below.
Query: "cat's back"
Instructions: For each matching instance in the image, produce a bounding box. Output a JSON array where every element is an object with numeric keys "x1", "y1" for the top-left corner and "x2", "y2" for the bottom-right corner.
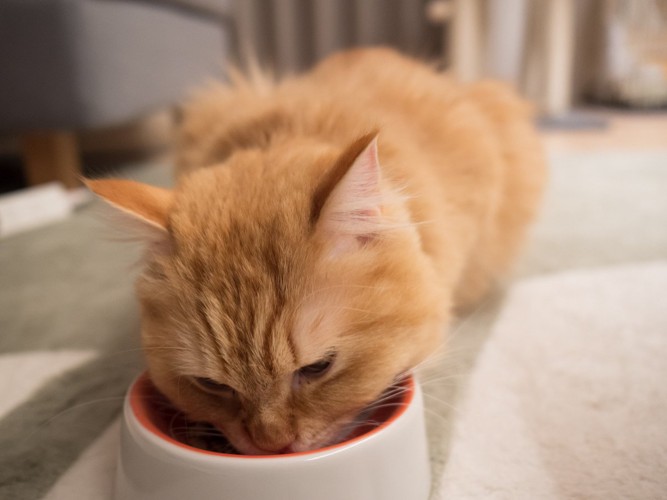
[
  {"x1": 290, "y1": 48, "x2": 474, "y2": 148},
  {"x1": 178, "y1": 48, "x2": 532, "y2": 179},
  {"x1": 178, "y1": 48, "x2": 480, "y2": 173}
]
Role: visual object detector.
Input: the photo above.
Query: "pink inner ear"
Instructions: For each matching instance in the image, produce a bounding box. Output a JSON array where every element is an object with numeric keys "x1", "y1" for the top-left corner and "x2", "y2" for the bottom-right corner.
[{"x1": 319, "y1": 136, "x2": 383, "y2": 248}]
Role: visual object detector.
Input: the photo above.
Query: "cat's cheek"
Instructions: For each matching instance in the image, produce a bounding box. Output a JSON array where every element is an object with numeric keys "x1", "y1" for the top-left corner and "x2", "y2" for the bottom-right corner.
[{"x1": 293, "y1": 414, "x2": 355, "y2": 452}]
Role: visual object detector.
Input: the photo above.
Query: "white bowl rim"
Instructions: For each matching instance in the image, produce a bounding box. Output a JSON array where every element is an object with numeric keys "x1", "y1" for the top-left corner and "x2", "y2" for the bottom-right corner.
[{"x1": 124, "y1": 372, "x2": 419, "y2": 465}]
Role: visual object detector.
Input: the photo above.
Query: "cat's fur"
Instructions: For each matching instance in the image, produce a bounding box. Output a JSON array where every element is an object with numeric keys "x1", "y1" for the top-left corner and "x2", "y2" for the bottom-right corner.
[{"x1": 88, "y1": 48, "x2": 546, "y2": 454}]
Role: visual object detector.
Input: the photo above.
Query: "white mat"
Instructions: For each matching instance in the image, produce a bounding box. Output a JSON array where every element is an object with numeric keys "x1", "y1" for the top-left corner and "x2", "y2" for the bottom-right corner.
[
  {"x1": 0, "y1": 350, "x2": 96, "y2": 419},
  {"x1": 438, "y1": 262, "x2": 667, "y2": 499}
]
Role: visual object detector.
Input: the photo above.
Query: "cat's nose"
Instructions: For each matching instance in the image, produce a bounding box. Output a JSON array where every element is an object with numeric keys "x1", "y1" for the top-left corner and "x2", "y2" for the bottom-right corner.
[
  {"x1": 255, "y1": 440, "x2": 294, "y2": 455},
  {"x1": 243, "y1": 421, "x2": 295, "y2": 454},
  {"x1": 248, "y1": 438, "x2": 294, "y2": 454}
]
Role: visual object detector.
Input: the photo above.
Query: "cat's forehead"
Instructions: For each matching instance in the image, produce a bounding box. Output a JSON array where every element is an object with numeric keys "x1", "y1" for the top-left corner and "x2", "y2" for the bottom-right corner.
[
  {"x1": 169, "y1": 153, "x2": 323, "y2": 311},
  {"x1": 190, "y1": 280, "x2": 300, "y2": 384},
  {"x1": 170, "y1": 217, "x2": 311, "y2": 382}
]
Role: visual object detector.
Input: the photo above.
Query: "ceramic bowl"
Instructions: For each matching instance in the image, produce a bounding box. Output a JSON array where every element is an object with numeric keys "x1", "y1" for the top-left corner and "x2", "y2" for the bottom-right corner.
[{"x1": 114, "y1": 372, "x2": 430, "y2": 500}]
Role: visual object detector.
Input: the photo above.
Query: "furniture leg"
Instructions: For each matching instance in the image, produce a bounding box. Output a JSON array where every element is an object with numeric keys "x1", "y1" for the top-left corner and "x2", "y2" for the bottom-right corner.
[{"x1": 21, "y1": 131, "x2": 81, "y2": 189}]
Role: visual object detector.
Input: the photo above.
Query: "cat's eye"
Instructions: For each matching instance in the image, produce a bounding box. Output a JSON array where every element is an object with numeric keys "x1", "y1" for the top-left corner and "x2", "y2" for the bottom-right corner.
[
  {"x1": 193, "y1": 377, "x2": 236, "y2": 395},
  {"x1": 297, "y1": 353, "x2": 336, "y2": 380}
]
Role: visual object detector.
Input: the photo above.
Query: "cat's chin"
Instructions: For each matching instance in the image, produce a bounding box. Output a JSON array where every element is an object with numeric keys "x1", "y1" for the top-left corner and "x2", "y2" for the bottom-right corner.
[
  {"x1": 216, "y1": 423, "x2": 348, "y2": 456},
  {"x1": 229, "y1": 435, "x2": 330, "y2": 456}
]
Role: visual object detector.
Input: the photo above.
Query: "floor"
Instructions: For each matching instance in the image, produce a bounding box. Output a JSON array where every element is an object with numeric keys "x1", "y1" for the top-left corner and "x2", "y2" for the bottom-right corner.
[{"x1": 541, "y1": 110, "x2": 667, "y2": 152}]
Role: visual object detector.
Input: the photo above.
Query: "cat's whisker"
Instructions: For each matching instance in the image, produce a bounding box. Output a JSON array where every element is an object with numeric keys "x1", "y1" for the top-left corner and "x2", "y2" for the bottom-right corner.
[
  {"x1": 67, "y1": 346, "x2": 192, "y2": 365},
  {"x1": 417, "y1": 374, "x2": 466, "y2": 386},
  {"x1": 142, "y1": 346, "x2": 193, "y2": 353},
  {"x1": 411, "y1": 219, "x2": 435, "y2": 227},
  {"x1": 168, "y1": 408, "x2": 181, "y2": 439},
  {"x1": 422, "y1": 407, "x2": 457, "y2": 424},
  {"x1": 415, "y1": 356, "x2": 473, "y2": 375},
  {"x1": 338, "y1": 419, "x2": 383, "y2": 432},
  {"x1": 408, "y1": 305, "x2": 500, "y2": 376},
  {"x1": 350, "y1": 419, "x2": 383, "y2": 426},
  {"x1": 182, "y1": 430, "x2": 219, "y2": 436},
  {"x1": 372, "y1": 389, "x2": 409, "y2": 401},
  {"x1": 372, "y1": 386, "x2": 410, "y2": 398},
  {"x1": 295, "y1": 284, "x2": 386, "y2": 311},
  {"x1": 422, "y1": 392, "x2": 462, "y2": 410},
  {"x1": 366, "y1": 395, "x2": 407, "y2": 409},
  {"x1": 176, "y1": 374, "x2": 186, "y2": 413},
  {"x1": 445, "y1": 293, "x2": 498, "y2": 343},
  {"x1": 22, "y1": 396, "x2": 135, "y2": 446},
  {"x1": 368, "y1": 386, "x2": 411, "y2": 403},
  {"x1": 361, "y1": 402, "x2": 409, "y2": 414},
  {"x1": 363, "y1": 393, "x2": 410, "y2": 411},
  {"x1": 339, "y1": 306, "x2": 376, "y2": 314},
  {"x1": 408, "y1": 343, "x2": 451, "y2": 371}
]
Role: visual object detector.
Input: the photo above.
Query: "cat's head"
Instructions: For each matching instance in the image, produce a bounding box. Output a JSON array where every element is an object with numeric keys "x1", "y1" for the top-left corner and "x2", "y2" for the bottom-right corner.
[{"x1": 88, "y1": 134, "x2": 444, "y2": 454}]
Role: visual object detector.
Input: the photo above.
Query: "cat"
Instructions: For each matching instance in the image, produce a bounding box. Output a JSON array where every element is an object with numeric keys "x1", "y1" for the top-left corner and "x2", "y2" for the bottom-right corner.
[{"x1": 87, "y1": 48, "x2": 546, "y2": 455}]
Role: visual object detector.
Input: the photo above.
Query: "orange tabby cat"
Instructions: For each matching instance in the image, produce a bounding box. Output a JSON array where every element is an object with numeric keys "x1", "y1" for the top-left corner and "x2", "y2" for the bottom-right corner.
[{"x1": 88, "y1": 48, "x2": 546, "y2": 454}]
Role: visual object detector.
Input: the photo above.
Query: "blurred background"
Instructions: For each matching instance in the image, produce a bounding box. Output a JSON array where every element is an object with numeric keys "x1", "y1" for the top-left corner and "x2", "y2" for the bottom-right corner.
[{"x1": 0, "y1": 0, "x2": 666, "y2": 210}]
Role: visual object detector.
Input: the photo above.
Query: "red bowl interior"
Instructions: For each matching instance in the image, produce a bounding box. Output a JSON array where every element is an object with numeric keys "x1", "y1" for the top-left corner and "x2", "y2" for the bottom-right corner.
[{"x1": 129, "y1": 372, "x2": 414, "y2": 459}]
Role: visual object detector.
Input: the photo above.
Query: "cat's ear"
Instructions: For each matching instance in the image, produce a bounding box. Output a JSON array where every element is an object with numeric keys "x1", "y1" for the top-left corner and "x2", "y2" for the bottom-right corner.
[
  {"x1": 84, "y1": 179, "x2": 173, "y2": 231},
  {"x1": 313, "y1": 133, "x2": 384, "y2": 251}
]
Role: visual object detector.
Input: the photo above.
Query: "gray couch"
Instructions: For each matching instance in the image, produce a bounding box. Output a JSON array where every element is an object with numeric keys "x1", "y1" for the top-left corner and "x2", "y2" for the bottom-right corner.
[{"x1": 0, "y1": 0, "x2": 233, "y2": 187}]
